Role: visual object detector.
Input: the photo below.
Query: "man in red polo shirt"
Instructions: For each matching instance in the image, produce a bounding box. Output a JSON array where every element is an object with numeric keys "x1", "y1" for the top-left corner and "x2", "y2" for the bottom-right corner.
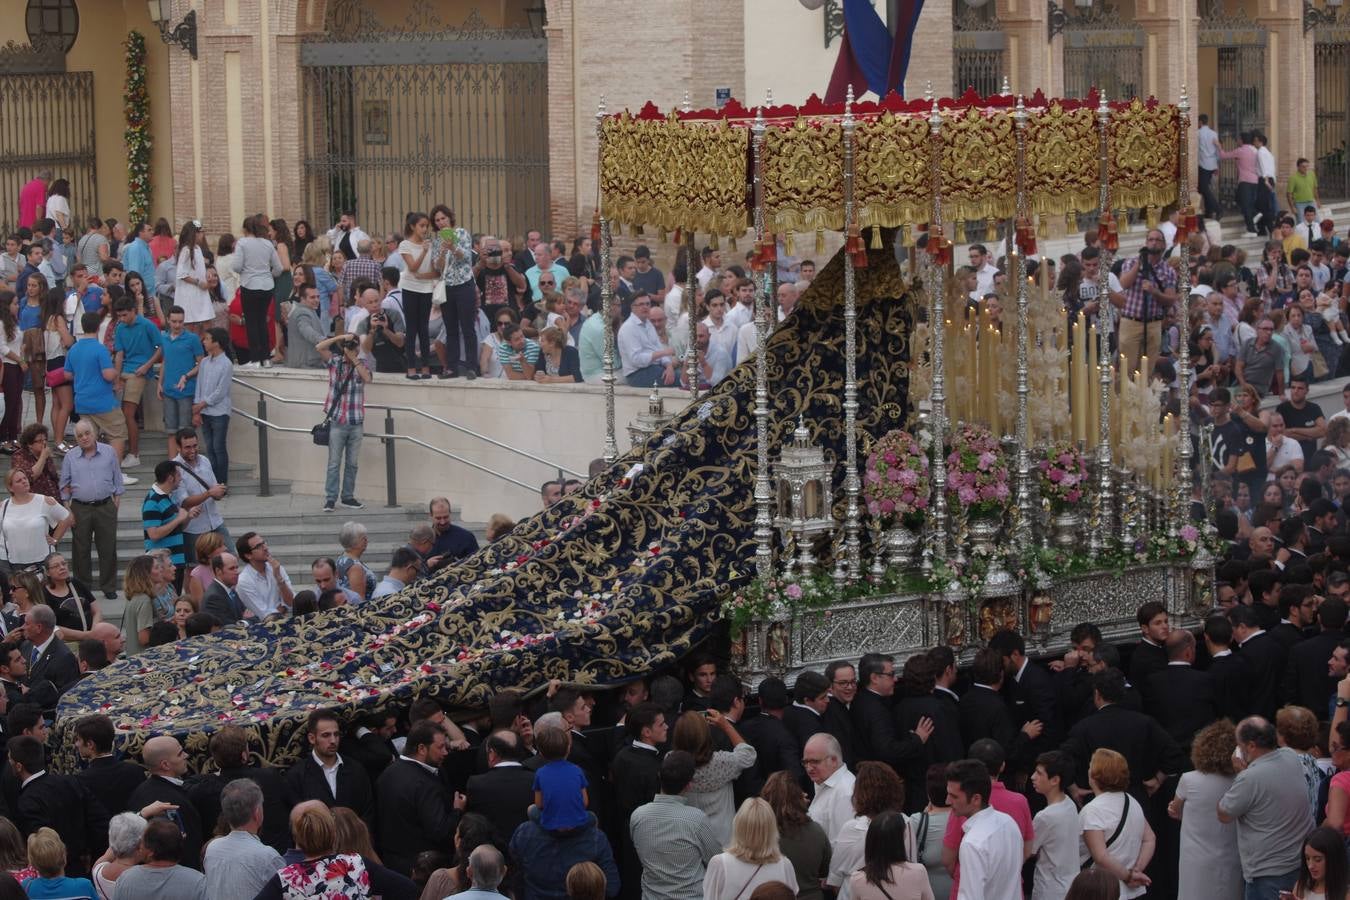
[{"x1": 18, "y1": 169, "x2": 50, "y2": 229}]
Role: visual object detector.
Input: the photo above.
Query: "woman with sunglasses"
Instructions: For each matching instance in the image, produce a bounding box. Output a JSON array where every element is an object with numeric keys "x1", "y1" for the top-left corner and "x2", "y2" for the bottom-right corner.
[{"x1": 480, "y1": 308, "x2": 518, "y2": 379}]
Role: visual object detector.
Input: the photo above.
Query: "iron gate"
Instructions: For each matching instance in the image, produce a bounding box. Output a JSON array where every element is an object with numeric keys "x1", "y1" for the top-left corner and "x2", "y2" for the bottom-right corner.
[
  {"x1": 300, "y1": 3, "x2": 549, "y2": 242},
  {"x1": 1316, "y1": 38, "x2": 1350, "y2": 200},
  {"x1": 953, "y1": 5, "x2": 1004, "y2": 97},
  {"x1": 1199, "y1": 4, "x2": 1267, "y2": 196},
  {"x1": 1062, "y1": 7, "x2": 1143, "y2": 102},
  {"x1": 0, "y1": 71, "x2": 96, "y2": 238}
]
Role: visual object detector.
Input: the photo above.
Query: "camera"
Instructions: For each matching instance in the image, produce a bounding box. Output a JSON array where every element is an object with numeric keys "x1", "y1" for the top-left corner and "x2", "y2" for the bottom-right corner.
[
  {"x1": 487, "y1": 251, "x2": 502, "y2": 260},
  {"x1": 339, "y1": 336, "x2": 359, "y2": 351}
]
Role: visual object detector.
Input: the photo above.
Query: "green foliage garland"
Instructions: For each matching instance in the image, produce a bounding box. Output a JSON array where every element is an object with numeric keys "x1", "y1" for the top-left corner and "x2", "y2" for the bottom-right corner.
[{"x1": 123, "y1": 31, "x2": 151, "y2": 225}]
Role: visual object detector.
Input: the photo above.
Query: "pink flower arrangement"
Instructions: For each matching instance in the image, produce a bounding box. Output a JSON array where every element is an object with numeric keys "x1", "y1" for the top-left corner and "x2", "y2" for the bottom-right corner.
[
  {"x1": 863, "y1": 430, "x2": 931, "y2": 526},
  {"x1": 1037, "y1": 443, "x2": 1088, "y2": 511},
  {"x1": 945, "y1": 424, "x2": 1010, "y2": 516}
]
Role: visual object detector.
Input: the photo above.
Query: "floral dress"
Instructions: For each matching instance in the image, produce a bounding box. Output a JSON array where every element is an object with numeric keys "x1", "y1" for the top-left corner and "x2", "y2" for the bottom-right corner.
[{"x1": 275, "y1": 853, "x2": 370, "y2": 899}]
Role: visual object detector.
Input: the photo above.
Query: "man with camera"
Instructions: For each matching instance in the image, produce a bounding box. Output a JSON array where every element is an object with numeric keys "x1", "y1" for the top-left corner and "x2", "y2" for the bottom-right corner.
[
  {"x1": 1116, "y1": 228, "x2": 1180, "y2": 374},
  {"x1": 474, "y1": 236, "x2": 527, "y2": 322},
  {"x1": 315, "y1": 329, "x2": 372, "y2": 512},
  {"x1": 353, "y1": 285, "x2": 406, "y2": 374}
]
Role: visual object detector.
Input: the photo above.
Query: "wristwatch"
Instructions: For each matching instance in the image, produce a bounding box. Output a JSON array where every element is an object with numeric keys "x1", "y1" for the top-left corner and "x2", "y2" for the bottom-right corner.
[{"x1": 1337, "y1": 698, "x2": 1349, "y2": 708}]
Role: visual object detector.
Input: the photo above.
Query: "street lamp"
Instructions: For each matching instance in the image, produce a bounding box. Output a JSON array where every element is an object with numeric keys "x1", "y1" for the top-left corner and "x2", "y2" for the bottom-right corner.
[{"x1": 147, "y1": 0, "x2": 198, "y2": 59}]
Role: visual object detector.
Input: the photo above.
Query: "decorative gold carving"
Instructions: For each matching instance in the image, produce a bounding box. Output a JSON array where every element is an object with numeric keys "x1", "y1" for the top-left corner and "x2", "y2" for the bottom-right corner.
[
  {"x1": 1026, "y1": 102, "x2": 1097, "y2": 217},
  {"x1": 939, "y1": 105, "x2": 1017, "y2": 224},
  {"x1": 763, "y1": 117, "x2": 845, "y2": 236},
  {"x1": 1110, "y1": 98, "x2": 1179, "y2": 213}
]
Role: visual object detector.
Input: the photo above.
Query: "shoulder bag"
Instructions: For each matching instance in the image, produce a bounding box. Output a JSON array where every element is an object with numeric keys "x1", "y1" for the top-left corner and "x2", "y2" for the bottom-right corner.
[
  {"x1": 312, "y1": 361, "x2": 356, "y2": 447},
  {"x1": 729, "y1": 864, "x2": 764, "y2": 900},
  {"x1": 1082, "y1": 792, "x2": 1133, "y2": 870}
]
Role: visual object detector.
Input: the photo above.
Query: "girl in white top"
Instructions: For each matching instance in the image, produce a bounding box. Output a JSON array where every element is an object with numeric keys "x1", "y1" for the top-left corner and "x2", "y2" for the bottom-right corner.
[
  {"x1": 704, "y1": 799, "x2": 800, "y2": 900},
  {"x1": 173, "y1": 221, "x2": 213, "y2": 327},
  {"x1": 0, "y1": 468, "x2": 70, "y2": 569},
  {"x1": 480, "y1": 310, "x2": 515, "y2": 379},
  {"x1": 44, "y1": 179, "x2": 70, "y2": 232},
  {"x1": 1079, "y1": 749, "x2": 1155, "y2": 899},
  {"x1": 398, "y1": 212, "x2": 438, "y2": 379},
  {"x1": 1290, "y1": 827, "x2": 1346, "y2": 900}
]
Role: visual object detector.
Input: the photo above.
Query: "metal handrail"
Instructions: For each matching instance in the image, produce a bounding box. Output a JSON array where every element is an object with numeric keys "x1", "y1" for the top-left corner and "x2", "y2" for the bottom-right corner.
[
  {"x1": 231, "y1": 376, "x2": 583, "y2": 479},
  {"x1": 231, "y1": 407, "x2": 540, "y2": 503}
]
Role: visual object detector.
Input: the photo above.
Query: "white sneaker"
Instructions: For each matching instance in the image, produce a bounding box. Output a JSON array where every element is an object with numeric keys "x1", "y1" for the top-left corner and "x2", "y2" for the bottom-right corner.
[
  {"x1": 121, "y1": 474, "x2": 139, "y2": 486},
  {"x1": 121, "y1": 454, "x2": 140, "y2": 469},
  {"x1": 1244, "y1": 231, "x2": 1259, "y2": 237},
  {"x1": 239, "y1": 361, "x2": 261, "y2": 370}
]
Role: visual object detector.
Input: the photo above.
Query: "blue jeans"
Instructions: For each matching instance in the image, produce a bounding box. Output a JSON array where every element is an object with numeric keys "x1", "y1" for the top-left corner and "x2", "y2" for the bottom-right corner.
[
  {"x1": 325, "y1": 422, "x2": 362, "y2": 503},
  {"x1": 1244, "y1": 870, "x2": 1298, "y2": 900},
  {"x1": 625, "y1": 363, "x2": 668, "y2": 388},
  {"x1": 200, "y1": 414, "x2": 230, "y2": 486}
]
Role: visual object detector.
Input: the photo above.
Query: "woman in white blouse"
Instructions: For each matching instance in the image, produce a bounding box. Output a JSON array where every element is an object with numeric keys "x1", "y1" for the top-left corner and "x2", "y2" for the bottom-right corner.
[
  {"x1": 704, "y1": 799, "x2": 799, "y2": 900},
  {"x1": 1080, "y1": 749, "x2": 1155, "y2": 899},
  {"x1": 829, "y1": 762, "x2": 917, "y2": 900},
  {"x1": 0, "y1": 468, "x2": 70, "y2": 573},
  {"x1": 398, "y1": 212, "x2": 438, "y2": 380},
  {"x1": 0, "y1": 292, "x2": 22, "y2": 452},
  {"x1": 672, "y1": 709, "x2": 757, "y2": 846}
]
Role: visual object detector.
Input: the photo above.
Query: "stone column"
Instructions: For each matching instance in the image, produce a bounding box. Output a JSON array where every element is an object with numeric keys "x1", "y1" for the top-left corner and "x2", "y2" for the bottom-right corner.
[
  {"x1": 997, "y1": 0, "x2": 1060, "y2": 97},
  {"x1": 1256, "y1": 0, "x2": 1314, "y2": 183}
]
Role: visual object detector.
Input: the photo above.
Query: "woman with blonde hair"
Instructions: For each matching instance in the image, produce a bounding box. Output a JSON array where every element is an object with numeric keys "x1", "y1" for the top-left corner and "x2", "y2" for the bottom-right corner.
[
  {"x1": 1080, "y1": 749, "x2": 1154, "y2": 898},
  {"x1": 704, "y1": 798, "x2": 799, "y2": 900},
  {"x1": 120, "y1": 554, "x2": 162, "y2": 655},
  {"x1": 484, "y1": 514, "x2": 515, "y2": 543},
  {"x1": 566, "y1": 861, "x2": 607, "y2": 900},
  {"x1": 22, "y1": 827, "x2": 94, "y2": 898},
  {"x1": 0, "y1": 466, "x2": 70, "y2": 574},
  {"x1": 186, "y1": 532, "x2": 226, "y2": 606},
  {"x1": 255, "y1": 803, "x2": 371, "y2": 899},
  {"x1": 1168, "y1": 719, "x2": 1241, "y2": 900}
]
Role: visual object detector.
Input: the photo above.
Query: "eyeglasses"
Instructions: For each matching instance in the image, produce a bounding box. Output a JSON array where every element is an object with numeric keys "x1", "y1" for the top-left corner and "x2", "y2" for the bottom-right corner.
[
  {"x1": 802, "y1": 757, "x2": 826, "y2": 767},
  {"x1": 538, "y1": 280, "x2": 555, "y2": 287},
  {"x1": 248, "y1": 540, "x2": 267, "y2": 552},
  {"x1": 831, "y1": 679, "x2": 857, "y2": 687}
]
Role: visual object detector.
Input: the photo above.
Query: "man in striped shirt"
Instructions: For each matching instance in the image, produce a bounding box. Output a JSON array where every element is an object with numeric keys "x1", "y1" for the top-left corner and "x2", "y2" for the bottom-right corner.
[
  {"x1": 142, "y1": 459, "x2": 201, "y2": 590},
  {"x1": 628, "y1": 750, "x2": 720, "y2": 900}
]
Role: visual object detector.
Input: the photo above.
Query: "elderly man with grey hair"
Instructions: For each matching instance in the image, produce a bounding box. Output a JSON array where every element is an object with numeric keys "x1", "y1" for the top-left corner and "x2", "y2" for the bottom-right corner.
[
  {"x1": 25, "y1": 603, "x2": 80, "y2": 695},
  {"x1": 202, "y1": 778, "x2": 284, "y2": 899},
  {"x1": 803, "y1": 731, "x2": 855, "y2": 843},
  {"x1": 95, "y1": 812, "x2": 147, "y2": 895},
  {"x1": 459, "y1": 844, "x2": 511, "y2": 900}
]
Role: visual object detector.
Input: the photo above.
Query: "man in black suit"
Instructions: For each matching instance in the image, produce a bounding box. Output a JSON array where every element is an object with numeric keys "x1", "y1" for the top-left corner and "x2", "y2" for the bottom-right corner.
[
  {"x1": 126, "y1": 735, "x2": 205, "y2": 869},
  {"x1": 1284, "y1": 597, "x2": 1348, "y2": 718},
  {"x1": 959, "y1": 648, "x2": 1041, "y2": 760},
  {"x1": 1230, "y1": 603, "x2": 1289, "y2": 720},
  {"x1": 1060, "y1": 668, "x2": 1186, "y2": 800},
  {"x1": 375, "y1": 720, "x2": 459, "y2": 875},
  {"x1": 782, "y1": 671, "x2": 830, "y2": 753},
  {"x1": 989, "y1": 629, "x2": 1062, "y2": 777},
  {"x1": 550, "y1": 687, "x2": 606, "y2": 793},
  {"x1": 1144, "y1": 630, "x2": 1216, "y2": 748},
  {"x1": 187, "y1": 725, "x2": 293, "y2": 853},
  {"x1": 1305, "y1": 498, "x2": 1337, "y2": 556},
  {"x1": 1248, "y1": 569, "x2": 1283, "y2": 633},
  {"x1": 1271, "y1": 584, "x2": 1315, "y2": 652},
  {"x1": 200, "y1": 552, "x2": 247, "y2": 625},
  {"x1": 1128, "y1": 600, "x2": 1171, "y2": 691},
  {"x1": 23, "y1": 605, "x2": 78, "y2": 698},
  {"x1": 822, "y1": 660, "x2": 859, "y2": 768},
  {"x1": 465, "y1": 729, "x2": 535, "y2": 844},
  {"x1": 0, "y1": 645, "x2": 54, "y2": 715},
  {"x1": 609, "y1": 701, "x2": 665, "y2": 900},
  {"x1": 928, "y1": 645, "x2": 964, "y2": 747},
  {"x1": 1203, "y1": 614, "x2": 1254, "y2": 722},
  {"x1": 9, "y1": 735, "x2": 108, "y2": 876},
  {"x1": 340, "y1": 711, "x2": 399, "y2": 781},
  {"x1": 851, "y1": 652, "x2": 932, "y2": 774},
  {"x1": 285, "y1": 708, "x2": 373, "y2": 821},
  {"x1": 737, "y1": 677, "x2": 802, "y2": 790},
  {"x1": 894, "y1": 653, "x2": 958, "y2": 813},
  {"x1": 72, "y1": 714, "x2": 144, "y2": 817}
]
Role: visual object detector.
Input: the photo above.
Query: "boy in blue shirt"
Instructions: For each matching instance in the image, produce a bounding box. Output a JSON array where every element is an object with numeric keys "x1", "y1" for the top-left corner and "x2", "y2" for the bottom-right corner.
[
  {"x1": 112, "y1": 295, "x2": 161, "y2": 468},
  {"x1": 532, "y1": 724, "x2": 589, "y2": 833},
  {"x1": 156, "y1": 305, "x2": 204, "y2": 458}
]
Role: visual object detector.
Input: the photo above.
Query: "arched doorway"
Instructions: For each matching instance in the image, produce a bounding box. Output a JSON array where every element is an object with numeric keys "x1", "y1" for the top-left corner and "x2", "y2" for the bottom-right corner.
[
  {"x1": 298, "y1": 0, "x2": 550, "y2": 241},
  {"x1": 1315, "y1": 18, "x2": 1350, "y2": 200}
]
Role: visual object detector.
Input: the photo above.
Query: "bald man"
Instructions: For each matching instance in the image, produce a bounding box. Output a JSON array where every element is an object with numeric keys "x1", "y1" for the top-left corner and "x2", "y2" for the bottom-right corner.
[
  {"x1": 127, "y1": 736, "x2": 205, "y2": 869},
  {"x1": 1247, "y1": 527, "x2": 1275, "y2": 560},
  {"x1": 88, "y1": 622, "x2": 124, "y2": 664}
]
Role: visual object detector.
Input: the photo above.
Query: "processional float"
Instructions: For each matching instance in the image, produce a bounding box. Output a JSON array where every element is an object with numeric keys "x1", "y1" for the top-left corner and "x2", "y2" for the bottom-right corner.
[{"x1": 595, "y1": 83, "x2": 1218, "y2": 680}]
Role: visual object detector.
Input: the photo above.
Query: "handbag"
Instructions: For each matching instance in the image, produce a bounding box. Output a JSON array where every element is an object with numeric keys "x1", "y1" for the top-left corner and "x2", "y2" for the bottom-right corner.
[
  {"x1": 432, "y1": 279, "x2": 448, "y2": 306},
  {"x1": 1314, "y1": 351, "x2": 1330, "y2": 379},
  {"x1": 43, "y1": 365, "x2": 65, "y2": 389},
  {"x1": 1082, "y1": 793, "x2": 1133, "y2": 870},
  {"x1": 312, "y1": 360, "x2": 356, "y2": 446}
]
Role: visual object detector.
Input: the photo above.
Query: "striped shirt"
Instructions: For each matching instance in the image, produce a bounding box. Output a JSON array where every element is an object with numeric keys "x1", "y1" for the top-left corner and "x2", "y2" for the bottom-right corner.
[
  {"x1": 496, "y1": 338, "x2": 540, "y2": 373},
  {"x1": 142, "y1": 485, "x2": 185, "y2": 565},
  {"x1": 628, "y1": 794, "x2": 721, "y2": 900}
]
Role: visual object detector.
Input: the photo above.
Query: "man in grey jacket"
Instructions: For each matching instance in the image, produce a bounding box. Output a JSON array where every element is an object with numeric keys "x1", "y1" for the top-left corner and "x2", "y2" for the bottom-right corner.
[{"x1": 285, "y1": 282, "x2": 328, "y2": 369}]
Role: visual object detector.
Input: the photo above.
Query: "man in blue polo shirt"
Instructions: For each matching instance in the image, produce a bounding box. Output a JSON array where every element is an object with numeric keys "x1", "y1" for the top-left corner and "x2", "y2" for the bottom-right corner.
[
  {"x1": 156, "y1": 306, "x2": 203, "y2": 458},
  {"x1": 64, "y1": 312, "x2": 130, "y2": 465},
  {"x1": 111, "y1": 295, "x2": 162, "y2": 469}
]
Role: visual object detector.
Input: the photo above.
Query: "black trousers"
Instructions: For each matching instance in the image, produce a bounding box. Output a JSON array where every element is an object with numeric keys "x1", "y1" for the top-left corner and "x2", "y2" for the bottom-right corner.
[
  {"x1": 241, "y1": 287, "x2": 273, "y2": 363},
  {"x1": 443, "y1": 280, "x2": 478, "y2": 371},
  {"x1": 1198, "y1": 167, "x2": 1221, "y2": 220},
  {"x1": 402, "y1": 289, "x2": 432, "y2": 369}
]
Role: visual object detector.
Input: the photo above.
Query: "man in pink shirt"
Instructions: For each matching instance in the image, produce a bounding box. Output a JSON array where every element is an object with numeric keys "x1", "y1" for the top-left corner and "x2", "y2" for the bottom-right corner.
[
  {"x1": 942, "y1": 739, "x2": 1034, "y2": 899},
  {"x1": 1220, "y1": 133, "x2": 1261, "y2": 237},
  {"x1": 17, "y1": 169, "x2": 50, "y2": 229}
]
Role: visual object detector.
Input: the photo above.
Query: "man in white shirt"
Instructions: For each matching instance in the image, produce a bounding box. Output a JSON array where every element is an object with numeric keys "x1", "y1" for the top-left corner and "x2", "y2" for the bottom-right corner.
[
  {"x1": 724, "y1": 277, "x2": 755, "y2": 331},
  {"x1": 1030, "y1": 751, "x2": 1079, "y2": 900},
  {"x1": 1327, "y1": 383, "x2": 1350, "y2": 425},
  {"x1": 947, "y1": 759, "x2": 1023, "y2": 900},
  {"x1": 804, "y1": 733, "x2": 855, "y2": 843},
  {"x1": 1265, "y1": 414, "x2": 1305, "y2": 473},
  {"x1": 1197, "y1": 114, "x2": 1222, "y2": 222},
  {"x1": 695, "y1": 246, "x2": 721, "y2": 291},
  {"x1": 1254, "y1": 133, "x2": 1279, "y2": 235},
  {"x1": 372, "y1": 548, "x2": 421, "y2": 600},
  {"x1": 616, "y1": 292, "x2": 677, "y2": 388},
  {"x1": 234, "y1": 531, "x2": 294, "y2": 618},
  {"x1": 969, "y1": 244, "x2": 1001, "y2": 297},
  {"x1": 327, "y1": 210, "x2": 370, "y2": 263}
]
